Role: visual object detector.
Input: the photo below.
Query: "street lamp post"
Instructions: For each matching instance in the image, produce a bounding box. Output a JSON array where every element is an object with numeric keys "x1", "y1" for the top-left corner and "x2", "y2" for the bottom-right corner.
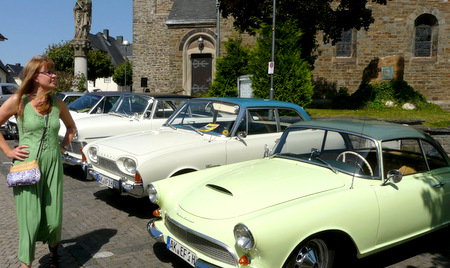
[
  {"x1": 269, "y1": 0, "x2": 276, "y2": 100},
  {"x1": 122, "y1": 39, "x2": 130, "y2": 91}
]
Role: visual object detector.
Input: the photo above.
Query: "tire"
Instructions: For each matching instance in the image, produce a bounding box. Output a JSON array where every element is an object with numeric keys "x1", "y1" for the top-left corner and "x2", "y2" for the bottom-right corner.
[{"x1": 284, "y1": 238, "x2": 334, "y2": 268}]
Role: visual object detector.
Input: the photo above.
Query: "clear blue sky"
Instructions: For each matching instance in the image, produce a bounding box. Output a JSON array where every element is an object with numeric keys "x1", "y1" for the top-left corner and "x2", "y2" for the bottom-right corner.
[{"x1": 0, "y1": 0, "x2": 132, "y2": 67}]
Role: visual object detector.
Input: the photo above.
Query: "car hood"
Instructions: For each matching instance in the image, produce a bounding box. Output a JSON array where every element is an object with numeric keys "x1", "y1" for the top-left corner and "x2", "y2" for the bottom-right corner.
[
  {"x1": 93, "y1": 128, "x2": 213, "y2": 157},
  {"x1": 179, "y1": 159, "x2": 346, "y2": 220}
]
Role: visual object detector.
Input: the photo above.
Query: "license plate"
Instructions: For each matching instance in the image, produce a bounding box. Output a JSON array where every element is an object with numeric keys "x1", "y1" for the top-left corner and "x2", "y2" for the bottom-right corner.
[
  {"x1": 167, "y1": 236, "x2": 197, "y2": 267},
  {"x1": 97, "y1": 174, "x2": 114, "y2": 188}
]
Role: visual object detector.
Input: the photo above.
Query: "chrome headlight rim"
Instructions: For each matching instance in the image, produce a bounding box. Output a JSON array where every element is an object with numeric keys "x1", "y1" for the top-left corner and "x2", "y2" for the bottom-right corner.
[
  {"x1": 117, "y1": 157, "x2": 137, "y2": 176},
  {"x1": 234, "y1": 224, "x2": 255, "y2": 251},
  {"x1": 147, "y1": 184, "x2": 159, "y2": 204},
  {"x1": 88, "y1": 146, "x2": 98, "y2": 163}
]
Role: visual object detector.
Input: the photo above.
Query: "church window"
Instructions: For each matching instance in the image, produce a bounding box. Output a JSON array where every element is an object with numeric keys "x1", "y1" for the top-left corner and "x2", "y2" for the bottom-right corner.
[{"x1": 414, "y1": 14, "x2": 438, "y2": 57}]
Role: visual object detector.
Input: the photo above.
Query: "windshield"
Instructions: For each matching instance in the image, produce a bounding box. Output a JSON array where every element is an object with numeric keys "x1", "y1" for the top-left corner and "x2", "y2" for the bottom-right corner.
[
  {"x1": 272, "y1": 127, "x2": 379, "y2": 178},
  {"x1": 167, "y1": 100, "x2": 240, "y2": 136},
  {"x1": 68, "y1": 94, "x2": 102, "y2": 113},
  {"x1": 110, "y1": 94, "x2": 153, "y2": 118}
]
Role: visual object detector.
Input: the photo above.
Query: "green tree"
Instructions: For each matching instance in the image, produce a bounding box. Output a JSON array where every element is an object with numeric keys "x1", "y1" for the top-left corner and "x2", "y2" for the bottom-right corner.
[
  {"x1": 249, "y1": 20, "x2": 314, "y2": 106},
  {"x1": 113, "y1": 59, "x2": 133, "y2": 87},
  {"x1": 87, "y1": 50, "x2": 114, "y2": 86},
  {"x1": 45, "y1": 41, "x2": 114, "y2": 88},
  {"x1": 209, "y1": 37, "x2": 251, "y2": 97},
  {"x1": 220, "y1": 0, "x2": 387, "y2": 64}
]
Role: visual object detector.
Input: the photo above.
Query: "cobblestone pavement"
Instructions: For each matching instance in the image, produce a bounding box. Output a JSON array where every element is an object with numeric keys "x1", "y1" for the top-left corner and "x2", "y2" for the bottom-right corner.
[{"x1": 0, "y1": 139, "x2": 449, "y2": 268}]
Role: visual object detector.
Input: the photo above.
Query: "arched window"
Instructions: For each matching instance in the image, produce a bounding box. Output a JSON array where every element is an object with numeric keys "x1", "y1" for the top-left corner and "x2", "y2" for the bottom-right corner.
[{"x1": 414, "y1": 14, "x2": 438, "y2": 57}]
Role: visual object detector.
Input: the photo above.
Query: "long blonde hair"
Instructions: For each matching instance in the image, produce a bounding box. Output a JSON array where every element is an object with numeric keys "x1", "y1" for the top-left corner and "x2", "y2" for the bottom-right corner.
[{"x1": 15, "y1": 55, "x2": 55, "y2": 116}]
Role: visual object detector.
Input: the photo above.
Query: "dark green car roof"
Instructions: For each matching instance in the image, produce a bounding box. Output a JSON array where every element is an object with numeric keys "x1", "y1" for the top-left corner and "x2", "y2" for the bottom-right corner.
[{"x1": 290, "y1": 119, "x2": 428, "y2": 141}]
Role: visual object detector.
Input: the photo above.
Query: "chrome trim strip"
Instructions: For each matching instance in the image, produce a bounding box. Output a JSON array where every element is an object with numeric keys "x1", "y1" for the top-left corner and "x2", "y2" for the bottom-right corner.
[{"x1": 165, "y1": 215, "x2": 239, "y2": 267}]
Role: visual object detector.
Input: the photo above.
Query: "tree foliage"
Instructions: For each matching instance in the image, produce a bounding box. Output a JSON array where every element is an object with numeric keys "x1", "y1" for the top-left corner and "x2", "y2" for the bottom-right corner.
[
  {"x1": 87, "y1": 50, "x2": 114, "y2": 86},
  {"x1": 44, "y1": 41, "x2": 114, "y2": 87},
  {"x1": 249, "y1": 20, "x2": 313, "y2": 106},
  {"x1": 113, "y1": 59, "x2": 133, "y2": 87},
  {"x1": 220, "y1": 0, "x2": 387, "y2": 64},
  {"x1": 209, "y1": 37, "x2": 251, "y2": 97}
]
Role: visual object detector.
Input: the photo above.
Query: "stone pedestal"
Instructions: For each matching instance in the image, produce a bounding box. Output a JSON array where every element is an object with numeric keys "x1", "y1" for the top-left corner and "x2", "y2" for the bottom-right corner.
[{"x1": 70, "y1": 39, "x2": 91, "y2": 90}]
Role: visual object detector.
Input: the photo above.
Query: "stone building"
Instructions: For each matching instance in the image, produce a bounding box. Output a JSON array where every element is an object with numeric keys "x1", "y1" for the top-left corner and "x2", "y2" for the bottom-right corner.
[
  {"x1": 133, "y1": 0, "x2": 449, "y2": 109},
  {"x1": 313, "y1": 1, "x2": 450, "y2": 109},
  {"x1": 133, "y1": 0, "x2": 252, "y2": 96}
]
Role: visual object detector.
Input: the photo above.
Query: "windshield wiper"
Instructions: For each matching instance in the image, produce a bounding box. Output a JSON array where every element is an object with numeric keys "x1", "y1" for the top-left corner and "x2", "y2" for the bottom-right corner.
[
  {"x1": 309, "y1": 148, "x2": 338, "y2": 174},
  {"x1": 163, "y1": 123, "x2": 177, "y2": 130},
  {"x1": 185, "y1": 125, "x2": 204, "y2": 136}
]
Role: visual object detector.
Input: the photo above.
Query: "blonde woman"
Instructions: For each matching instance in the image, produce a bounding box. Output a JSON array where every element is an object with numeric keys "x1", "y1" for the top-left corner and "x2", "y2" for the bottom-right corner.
[{"x1": 0, "y1": 55, "x2": 76, "y2": 268}]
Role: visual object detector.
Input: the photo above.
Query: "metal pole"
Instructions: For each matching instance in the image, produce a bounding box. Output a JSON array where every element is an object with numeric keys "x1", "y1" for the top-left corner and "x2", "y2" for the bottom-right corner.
[
  {"x1": 270, "y1": 0, "x2": 276, "y2": 100},
  {"x1": 216, "y1": 0, "x2": 220, "y2": 58}
]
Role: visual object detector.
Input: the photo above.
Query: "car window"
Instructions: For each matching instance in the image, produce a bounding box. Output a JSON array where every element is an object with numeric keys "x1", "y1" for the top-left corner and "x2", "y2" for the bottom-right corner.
[
  {"x1": 2, "y1": 85, "x2": 18, "y2": 94},
  {"x1": 278, "y1": 108, "x2": 304, "y2": 131},
  {"x1": 68, "y1": 94, "x2": 102, "y2": 113},
  {"x1": 382, "y1": 139, "x2": 428, "y2": 176},
  {"x1": 154, "y1": 100, "x2": 176, "y2": 118},
  {"x1": 246, "y1": 109, "x2": 278, "y2": 134},
  {"x1": 421, "y1": 140, "x2": 448, "y2": 170},
  {"x1": 274, "y1": 128, "x2": 378, "y2": 177}
]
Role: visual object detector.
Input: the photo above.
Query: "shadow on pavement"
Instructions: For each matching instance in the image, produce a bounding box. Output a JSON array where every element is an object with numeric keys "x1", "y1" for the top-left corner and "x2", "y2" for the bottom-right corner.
[
  {"x1": 93, "y1": 188, "x2": 157, "y2": 219},
  {"x1": 37, "y1": 228, "x2": 117, "y2": 268},
  {"x1": 355, "y1": 227, "x2": 450, "y2": 267}
]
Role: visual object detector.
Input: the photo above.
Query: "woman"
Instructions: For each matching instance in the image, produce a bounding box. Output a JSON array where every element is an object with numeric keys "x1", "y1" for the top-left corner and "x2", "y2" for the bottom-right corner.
[{"x1": 0, "y1": 56, "x2": 76, "y2": 268}]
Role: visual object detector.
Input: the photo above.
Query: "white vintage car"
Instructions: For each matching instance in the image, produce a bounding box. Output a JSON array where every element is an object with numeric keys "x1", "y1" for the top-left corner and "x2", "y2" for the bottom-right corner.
[
  {"x1": 62, "y1": 93, "x2": 191, "y2": 176},
  {"x1": 67, "y1": 91, "x2": 127, "y2": 120},
  {"x1": 82, "y1": 97, "x2": 311, "y2": 198}
]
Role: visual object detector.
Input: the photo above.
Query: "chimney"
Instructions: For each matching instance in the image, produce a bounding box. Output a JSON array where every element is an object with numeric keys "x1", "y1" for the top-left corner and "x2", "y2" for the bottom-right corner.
[
  {"x1": 103, "y1": 29, "x2": 109, "y2": 38},
  {"x1": 117, "y1": 36, "x2": 123, "y2": 44}
]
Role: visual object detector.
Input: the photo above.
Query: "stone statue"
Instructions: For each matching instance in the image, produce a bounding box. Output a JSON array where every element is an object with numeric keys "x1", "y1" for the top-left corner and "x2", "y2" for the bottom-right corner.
[{"x1": 73, "y1": 0, "x2": 92, "y2": 40}]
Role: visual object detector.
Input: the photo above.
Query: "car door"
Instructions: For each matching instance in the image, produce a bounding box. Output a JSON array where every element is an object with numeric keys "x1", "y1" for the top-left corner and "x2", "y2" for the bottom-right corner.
[
  {"x1": 226, "y1": 108, "x2": 303, "y2": 164},
  {"x1": 374, "y1": 138, "x2": 450, "y2": 246}
]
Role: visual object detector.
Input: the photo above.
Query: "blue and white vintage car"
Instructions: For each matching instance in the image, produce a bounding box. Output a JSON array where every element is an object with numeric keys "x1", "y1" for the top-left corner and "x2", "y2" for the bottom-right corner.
[{"x1": 83, "y1": 97, "x2": 310, "y2": 197}]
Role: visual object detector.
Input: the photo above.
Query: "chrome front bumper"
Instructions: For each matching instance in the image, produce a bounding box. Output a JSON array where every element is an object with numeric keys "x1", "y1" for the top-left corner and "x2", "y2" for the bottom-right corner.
[
  {"x1": 62, "y1": 153, "x2": 84, "y2": 166},
  {"x1": 90, "y1": 169, "x2": 145, "y2": 197},
  {"x1": 147, "y1": 218, "x2": 224, "y2": 268}
]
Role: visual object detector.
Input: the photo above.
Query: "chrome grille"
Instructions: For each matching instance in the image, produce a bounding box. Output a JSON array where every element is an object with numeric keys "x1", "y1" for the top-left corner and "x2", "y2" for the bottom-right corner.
[
  {"x1": 165, "y1": 215, "x2": 238, "y2": 266},
  {"x1": 95, "y1": 156, "x2": 121, "y2": 175},
  {"x1": 68, "y1": 141, "x2": 86, "y2": 154}
]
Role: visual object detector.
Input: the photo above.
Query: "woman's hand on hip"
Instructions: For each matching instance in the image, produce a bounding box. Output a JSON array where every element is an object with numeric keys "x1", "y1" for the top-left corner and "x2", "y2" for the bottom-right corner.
[{"x1": 7, "y1": 145, "x2": 30, "y2": 161}]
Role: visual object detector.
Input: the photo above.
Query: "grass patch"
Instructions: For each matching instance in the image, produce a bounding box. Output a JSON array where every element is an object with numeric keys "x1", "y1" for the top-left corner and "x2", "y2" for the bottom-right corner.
[{"x1": 305, "y1": 107, "x2": 450, "y2": 128}]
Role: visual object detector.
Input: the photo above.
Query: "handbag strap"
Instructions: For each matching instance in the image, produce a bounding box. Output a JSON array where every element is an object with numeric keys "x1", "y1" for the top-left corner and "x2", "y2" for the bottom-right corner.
[{"x1": 36, "y1": 114, "x2": 49, "y2": 160}]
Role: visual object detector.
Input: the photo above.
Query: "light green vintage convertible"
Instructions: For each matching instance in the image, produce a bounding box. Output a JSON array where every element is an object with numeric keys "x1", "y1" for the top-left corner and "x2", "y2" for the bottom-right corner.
[{"x1": 147, "y1": 119, "x2": 450, "y2": 268}]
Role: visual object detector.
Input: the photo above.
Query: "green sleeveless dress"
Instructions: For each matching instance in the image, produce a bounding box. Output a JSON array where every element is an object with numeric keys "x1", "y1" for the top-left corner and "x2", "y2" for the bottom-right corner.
[{"x1": 13, "y1": 95, "x2": 63, "y2": 265}]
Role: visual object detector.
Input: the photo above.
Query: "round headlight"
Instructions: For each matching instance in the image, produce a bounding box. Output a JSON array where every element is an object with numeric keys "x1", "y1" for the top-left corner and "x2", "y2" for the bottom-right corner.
[
  {"x1": 234, "y1": 224, "x2": 255, "y2": 251},
  {"x1": 123, "y1": 158, "x2": 136, "y2": 174},
  {"x1": 88, "y1": 146, "x2": 98, "y2": 163},
  {"x1": 147, "y1": 184, "x2": 159, "y2": 204}
]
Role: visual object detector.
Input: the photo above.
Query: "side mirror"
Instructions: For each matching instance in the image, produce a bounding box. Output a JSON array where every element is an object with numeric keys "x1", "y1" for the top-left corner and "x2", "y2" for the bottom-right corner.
[
  {"x1": 381, "y1": 169, "x2": 403, "y2": 186},
  {"x1": 237, "y1": 131, "x2": 247, "y2": 139},
  {"x1": 263, "y1": 144, "x2": 270, "y2": 158}
]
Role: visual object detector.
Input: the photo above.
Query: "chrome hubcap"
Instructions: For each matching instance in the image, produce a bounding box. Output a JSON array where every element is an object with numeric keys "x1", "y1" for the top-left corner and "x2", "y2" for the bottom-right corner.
[{"x1": 294, "y1": 239, "x2": 328, "y2": 268}]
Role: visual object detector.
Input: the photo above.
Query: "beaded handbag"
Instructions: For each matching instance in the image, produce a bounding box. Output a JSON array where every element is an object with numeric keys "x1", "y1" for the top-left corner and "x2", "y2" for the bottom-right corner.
[{"x1": 6, "y1": 114, "x2": 48, "y2": 187}]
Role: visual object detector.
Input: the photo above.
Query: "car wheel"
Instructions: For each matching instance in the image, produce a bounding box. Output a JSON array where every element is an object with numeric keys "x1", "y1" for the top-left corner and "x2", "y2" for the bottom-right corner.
[{"x1": 284, "y1": 238, "x2": 334, "y2": 268}]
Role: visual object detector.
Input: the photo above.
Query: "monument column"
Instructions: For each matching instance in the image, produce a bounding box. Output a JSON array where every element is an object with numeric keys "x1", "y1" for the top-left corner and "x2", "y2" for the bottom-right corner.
[{"x1": 70, "y1": 0, "x2": 92, "y2": 90}]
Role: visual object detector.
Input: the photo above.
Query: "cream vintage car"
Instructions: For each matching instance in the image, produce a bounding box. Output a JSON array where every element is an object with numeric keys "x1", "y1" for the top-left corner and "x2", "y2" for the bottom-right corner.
[
  {"x1": 147, "y1": 119, "x2": 450, "y2": 268},
  {"x1": 62, "y1": 93, "x2": 191, "y2": 177},
  {"x1": 82, "y1": 97, "x2": 310, "y2": 197}
]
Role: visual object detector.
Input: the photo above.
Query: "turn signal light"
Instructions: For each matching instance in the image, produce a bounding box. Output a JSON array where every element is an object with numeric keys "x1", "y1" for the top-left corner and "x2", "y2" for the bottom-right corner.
[
  {"x1": 238, "y1": 255, "x2": 250, "y2": 266},
  {"x1": 153, "y1": 209, "x2": 162, "y2": 217},
  {"x1": 81, "y1": 151, "x2": 86, "y2": 162},
  {"x1": 135, "y1": 172, "x2": 143, "y2": 183}
]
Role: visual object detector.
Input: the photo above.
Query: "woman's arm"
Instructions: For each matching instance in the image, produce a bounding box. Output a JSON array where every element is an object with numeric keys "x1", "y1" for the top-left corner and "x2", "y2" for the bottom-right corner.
[
  {"x1": 56, "y1": 96, "x2": 76, "y2": 153},
  {"x1": 0, "y1": 94, "x2": 29, "y2": 160}
]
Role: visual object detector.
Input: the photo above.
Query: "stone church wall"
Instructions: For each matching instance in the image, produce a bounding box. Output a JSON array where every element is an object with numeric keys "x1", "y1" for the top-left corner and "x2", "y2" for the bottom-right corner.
[{"x1": 313, "y1": 1, "x2": 450, "y2": 109}]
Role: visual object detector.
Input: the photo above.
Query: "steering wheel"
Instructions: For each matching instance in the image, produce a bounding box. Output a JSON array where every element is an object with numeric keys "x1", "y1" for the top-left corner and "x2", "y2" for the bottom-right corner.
[{"x1": 336, "y1": 151, "x2": 373, "y2": 176}]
